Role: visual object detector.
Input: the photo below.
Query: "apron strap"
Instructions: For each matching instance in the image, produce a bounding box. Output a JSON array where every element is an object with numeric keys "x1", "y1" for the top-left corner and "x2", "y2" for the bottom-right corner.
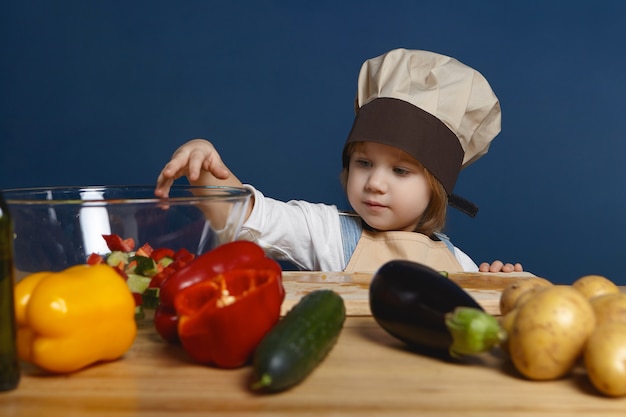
[
  {"x1": 433, "y1": 231, "x2": 455, "y2": 255},
  {"x1": 339, "y1": 213, "x2": 362, "y2": 267}
]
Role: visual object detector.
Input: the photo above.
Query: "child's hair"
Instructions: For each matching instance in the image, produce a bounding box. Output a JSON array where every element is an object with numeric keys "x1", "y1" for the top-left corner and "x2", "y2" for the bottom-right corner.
[{"x1": 340, "y1": 141, "x2": 447, "y2": 237}]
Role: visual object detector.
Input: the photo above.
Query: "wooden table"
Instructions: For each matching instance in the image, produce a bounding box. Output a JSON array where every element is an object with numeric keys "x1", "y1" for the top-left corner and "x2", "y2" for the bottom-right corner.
[{"x1": 2, "y1": 272, "x2": 626, "y2": 416}]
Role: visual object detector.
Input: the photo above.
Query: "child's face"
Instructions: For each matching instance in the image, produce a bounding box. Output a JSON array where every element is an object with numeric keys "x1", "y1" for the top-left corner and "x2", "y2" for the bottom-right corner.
[{"x1": 346, "y1": 142, "x2": 432, "y2": 232}]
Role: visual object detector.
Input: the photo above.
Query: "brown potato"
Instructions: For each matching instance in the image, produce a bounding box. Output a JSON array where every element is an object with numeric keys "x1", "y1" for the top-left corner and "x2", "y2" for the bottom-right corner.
[
  {"x1": 572, "y1": 274, "x2": 619, "y2": 300},
  {"x1": 498, "y1": 307, "x2": 519, "y2": 355},
  {"x1": 584, "y1": 322, "x2": 626, "y2": 397},
  {"x1": 510, "y1": 286, "x2": 545, "y2": 312},
  {"x1": 499, "y1": 277, "x2": 553, "y2": 315},
  {"x1": 509, "y1": 286, "x2": 595, "y2": 380},
  {"x1": 589, "y1": 293, "x2": 626, "y2": 326}
]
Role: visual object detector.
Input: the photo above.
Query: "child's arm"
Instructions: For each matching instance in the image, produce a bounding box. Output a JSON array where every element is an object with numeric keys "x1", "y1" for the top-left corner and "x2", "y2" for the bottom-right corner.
[{"x1": 478, "y1": 260, "x2": 523, "y2": 273}]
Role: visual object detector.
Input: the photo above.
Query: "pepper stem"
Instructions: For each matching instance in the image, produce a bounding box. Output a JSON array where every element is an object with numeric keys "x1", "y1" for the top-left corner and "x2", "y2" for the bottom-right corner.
[{"x1": 445, "y1": 307, "x2": 505, "y2": 358}]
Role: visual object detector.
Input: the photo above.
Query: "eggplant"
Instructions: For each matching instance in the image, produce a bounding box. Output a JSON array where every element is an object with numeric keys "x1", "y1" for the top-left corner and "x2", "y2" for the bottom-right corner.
[{"x1": 369, "y1": 260, "x2": 503, "y2": 359}]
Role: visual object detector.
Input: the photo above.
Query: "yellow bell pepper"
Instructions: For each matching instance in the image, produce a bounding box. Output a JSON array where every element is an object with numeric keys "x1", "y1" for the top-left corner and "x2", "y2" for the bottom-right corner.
[{"x1": 14, "y1": 264, "x2": 137, "y2": 373}]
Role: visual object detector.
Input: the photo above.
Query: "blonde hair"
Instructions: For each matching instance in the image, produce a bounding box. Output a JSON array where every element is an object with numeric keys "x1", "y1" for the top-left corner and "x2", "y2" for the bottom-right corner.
[{"x1": 340, "y1": 142, "x2": 448, "y2": 236}]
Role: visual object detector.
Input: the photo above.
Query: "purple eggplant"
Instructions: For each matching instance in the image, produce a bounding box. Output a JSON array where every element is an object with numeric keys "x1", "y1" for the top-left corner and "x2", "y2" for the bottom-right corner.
[{"x1": 369, "y1": 260, "x2": 503, "y2": 358}]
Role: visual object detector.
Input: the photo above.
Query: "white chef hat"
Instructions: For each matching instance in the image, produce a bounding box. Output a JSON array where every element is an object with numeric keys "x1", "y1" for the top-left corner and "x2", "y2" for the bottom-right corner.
[{"x1": 343, "y1": 48, "x2": 501, "y2": 206}]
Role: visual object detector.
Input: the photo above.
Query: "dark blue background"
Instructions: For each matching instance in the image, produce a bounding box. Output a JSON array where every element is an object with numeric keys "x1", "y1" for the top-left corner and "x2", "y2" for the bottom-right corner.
[{"x1": 2, "y1": 1, "x2": 625, "y2": 283}]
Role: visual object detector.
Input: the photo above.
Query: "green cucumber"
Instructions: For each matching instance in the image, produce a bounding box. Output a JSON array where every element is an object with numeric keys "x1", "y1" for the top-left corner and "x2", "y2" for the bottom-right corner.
[
  {"x1": 130, "y1": 255, "x2": 159, "y2": 277},
  {"x1": 142, "y1": 287, "x2": 160, "y2": 309},
  {"x1": 251, "y1": 289, "x2": 346, "y2": 393},
  {"x1": 106, "y1": 251, "x2": 129, "y2": 267},
  {"x1": 126, "y1": 274, "x2": 152, "y2": 294},
  {"x1": 157, "y1": 256, "x2": 174, "y2": 268}
]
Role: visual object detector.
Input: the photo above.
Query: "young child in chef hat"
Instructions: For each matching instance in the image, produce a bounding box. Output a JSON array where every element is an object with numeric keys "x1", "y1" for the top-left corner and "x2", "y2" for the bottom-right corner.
[{"x1": 155, "y1": 48, "x2": 522, "y2": 273}]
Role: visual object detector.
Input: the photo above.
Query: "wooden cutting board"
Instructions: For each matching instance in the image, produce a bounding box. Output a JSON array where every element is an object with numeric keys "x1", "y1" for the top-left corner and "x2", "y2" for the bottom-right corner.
[{"x1": 281, "y1": 271, "x2": 537, "y2": 316}]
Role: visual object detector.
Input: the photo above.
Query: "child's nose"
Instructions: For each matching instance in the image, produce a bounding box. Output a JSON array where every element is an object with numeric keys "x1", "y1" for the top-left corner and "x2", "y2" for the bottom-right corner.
[{"x1": 365, "y1": 170, "x2": 387, "y2": 192}]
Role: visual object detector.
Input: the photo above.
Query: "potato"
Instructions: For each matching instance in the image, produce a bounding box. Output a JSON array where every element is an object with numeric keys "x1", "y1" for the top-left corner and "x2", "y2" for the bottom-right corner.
[
  {"x1": 499, "y1": 277, "x2": 553, "y2": 315},
  {"x1": 584, "y1": 322, "x2": 626, "y2": 397},
  {"x1": 509, "y1": 286, "x2": 595, "y2": 380},
  {"x1": 498, "y1": 307, "x2": 519, "y2": 355},
  {"x1": 572, "y1": 274, "x2": 619, "y2": 300},
  {"x1": 589, "y1": 293, "x2": 626, "y2": 326}
]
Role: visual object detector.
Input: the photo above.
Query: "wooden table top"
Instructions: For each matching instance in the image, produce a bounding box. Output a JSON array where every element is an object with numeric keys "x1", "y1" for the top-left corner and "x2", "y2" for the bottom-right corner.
[{"x1": 2, "y1": 271, "x2": 625, "y2": 416}]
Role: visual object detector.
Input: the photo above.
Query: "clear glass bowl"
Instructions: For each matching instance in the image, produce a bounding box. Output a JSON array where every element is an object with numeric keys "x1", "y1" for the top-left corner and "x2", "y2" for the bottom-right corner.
[{"x1": 3, "y1": 185, "x2": 251, "y2": 280}]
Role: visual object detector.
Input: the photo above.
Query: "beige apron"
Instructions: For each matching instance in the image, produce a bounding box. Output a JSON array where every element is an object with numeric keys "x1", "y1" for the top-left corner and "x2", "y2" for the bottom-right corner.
[{"x1": 344, "y1": 230, "x2": 463, "y2": 273}]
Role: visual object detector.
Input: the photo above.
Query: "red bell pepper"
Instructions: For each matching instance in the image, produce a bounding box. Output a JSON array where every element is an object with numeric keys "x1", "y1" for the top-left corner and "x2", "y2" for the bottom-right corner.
[
  {"x1": 174, "y1": 262, "x2": 284, "y2": 368},
  {"x1": 153, "y1": 240, "x2": 283, "y2": 344}
]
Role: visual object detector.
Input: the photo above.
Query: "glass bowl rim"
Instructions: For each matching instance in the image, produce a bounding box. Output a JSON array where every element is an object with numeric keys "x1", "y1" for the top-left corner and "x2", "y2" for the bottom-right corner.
[{"x1": 1, "y1": 184, "x2": 252, "y2": 206}]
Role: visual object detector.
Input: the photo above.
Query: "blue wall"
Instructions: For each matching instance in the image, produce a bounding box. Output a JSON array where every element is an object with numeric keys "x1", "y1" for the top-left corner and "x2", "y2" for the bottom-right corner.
[{"x1": 2, "y1": 1, "x2": 626, "y2": 283}]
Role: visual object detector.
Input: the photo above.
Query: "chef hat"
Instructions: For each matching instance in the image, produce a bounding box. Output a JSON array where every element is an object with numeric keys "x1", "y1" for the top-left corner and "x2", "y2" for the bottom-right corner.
[{"x1": 343, "y1": 48, "x2": 501, "y2": 198}]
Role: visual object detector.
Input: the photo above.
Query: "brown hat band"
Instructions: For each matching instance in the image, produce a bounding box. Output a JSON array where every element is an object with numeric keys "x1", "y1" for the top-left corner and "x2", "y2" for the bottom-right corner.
[{"x1": 343, "y1": 97, "x2": 463, "y2": 194}]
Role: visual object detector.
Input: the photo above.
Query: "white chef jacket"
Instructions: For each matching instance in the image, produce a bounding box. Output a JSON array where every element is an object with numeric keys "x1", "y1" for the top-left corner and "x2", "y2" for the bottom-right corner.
[{"x1": 237, "y1": 185, "x2": 479, "y2": 272}]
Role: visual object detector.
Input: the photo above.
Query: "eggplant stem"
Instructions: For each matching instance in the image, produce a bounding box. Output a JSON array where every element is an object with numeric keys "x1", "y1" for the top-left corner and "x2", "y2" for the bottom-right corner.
[
  {"x1": 445, "y1": 307, "x2": 505, "y2": 358},
  {"x1": 251, "y1": 373, "x2": 273, "y2": 391}
]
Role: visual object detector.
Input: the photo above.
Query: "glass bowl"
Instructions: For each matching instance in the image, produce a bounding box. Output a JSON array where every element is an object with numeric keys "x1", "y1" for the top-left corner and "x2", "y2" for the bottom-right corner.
[{"x1": 3, "y1": 185, "x2": 251, "y2": 281}]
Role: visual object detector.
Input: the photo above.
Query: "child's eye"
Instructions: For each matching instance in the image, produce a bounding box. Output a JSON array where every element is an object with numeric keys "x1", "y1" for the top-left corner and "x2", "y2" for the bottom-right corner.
[
  {"x1": 393, "y1": 167, "x2": 410, "y2": 176},
  {"x1": 355, "y1": 159, "x2": 371, "y2": 168}
]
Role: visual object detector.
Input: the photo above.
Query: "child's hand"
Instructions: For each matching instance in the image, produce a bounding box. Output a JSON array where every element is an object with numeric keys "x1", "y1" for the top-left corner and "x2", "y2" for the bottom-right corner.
[
  {"x1": 155, "y1": 139, "x2": 236, "y2": 197},
  {"x1": 478, "y1": 260, "x2": 523, "y2": 273}
]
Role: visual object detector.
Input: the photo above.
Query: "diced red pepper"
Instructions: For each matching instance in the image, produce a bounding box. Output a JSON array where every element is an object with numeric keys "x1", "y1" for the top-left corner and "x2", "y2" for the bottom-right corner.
[
  {"x1": 148, "y1": 249, "x2": 196, "y2": 290},
  {"x1": 174, "y1": 266, "x2": 284, "y2": 368},
  {"x1": 136, "y1": 242, "x2": 154, "y2": 257},
  {"x1": 151, "y1": 247, "x2": 175, "y2": 262},
  {"x1": 86, "y1": 253, "x2": 104, "y2": 265},
  {"x1": 131, "y1": 292, "x2": 143, "y2": 306},
  {"x1": 102, "y1": 234, "x2": 135, "y2": 252},
  {"x1": 110, "y1": 266, "x2": 128, "y2": 280},
  {"x1": 172, "y1": 248, "x2": 194, "y2": 263},
  {"x1": 149, "y1": 267, "x2": 175, "y2": 289},
  {"x1": 121, "y1": 260, "x2": 134, "y2": 271}
]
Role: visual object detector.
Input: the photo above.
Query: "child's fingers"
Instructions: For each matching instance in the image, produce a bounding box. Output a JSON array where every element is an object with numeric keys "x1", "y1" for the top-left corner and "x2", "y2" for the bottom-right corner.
[
  {"x1": 489, "y1": 260, "x2": 504, "y2": 272},
  {"x1": 186, "y1": 149, "x2": 207, "y2": 181},
  {"x1": 478, "y1": 262, "x2": 491, "y2": 272},
  {"x1": 204, "y1": 155, "x2": 230, "y2": 180},
  {"x1": 155, "y1": 158, "x2": 188, "y2": 197},
  {"x1": 154, "y1": 175, "x2": 175, "y2": 198}
]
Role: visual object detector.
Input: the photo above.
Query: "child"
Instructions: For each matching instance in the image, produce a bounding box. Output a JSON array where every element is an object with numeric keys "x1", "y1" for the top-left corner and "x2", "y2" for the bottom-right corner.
[{"x1": 155, "y1": 48, "x2": 522, "y2": 273}]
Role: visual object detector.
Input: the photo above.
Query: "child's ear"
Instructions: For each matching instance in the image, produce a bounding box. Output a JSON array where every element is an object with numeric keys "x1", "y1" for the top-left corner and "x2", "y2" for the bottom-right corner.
[{"x1": 339, "y1": 168, "x2": 349, "y2": 191}]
